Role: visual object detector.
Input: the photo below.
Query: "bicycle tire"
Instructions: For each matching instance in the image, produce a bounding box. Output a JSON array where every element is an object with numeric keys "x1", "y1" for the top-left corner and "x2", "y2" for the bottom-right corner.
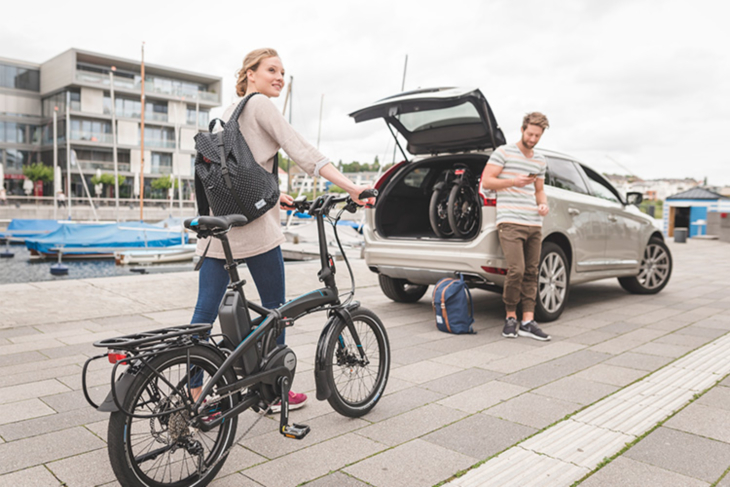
[
  {"x1": 447, "y1": 181, "x2": 479, "y2": 238},
  {"x1": 324, "y1": 307, "x2": 390, "y2": 418},
  {"x1": 429, "y1": 181, "x2": 454, "y2": 238},
  {"x1": 107, "y1": 345, "x2": 238, "y2": 487}
]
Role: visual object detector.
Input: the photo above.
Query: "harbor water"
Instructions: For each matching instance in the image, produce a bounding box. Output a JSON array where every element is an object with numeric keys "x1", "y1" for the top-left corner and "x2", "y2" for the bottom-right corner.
[{"x1": 0, "y1": 243, "x2": 195, "y2": 285}]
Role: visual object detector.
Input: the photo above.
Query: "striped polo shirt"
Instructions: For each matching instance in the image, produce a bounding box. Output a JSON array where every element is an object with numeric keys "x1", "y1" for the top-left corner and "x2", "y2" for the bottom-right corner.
[{"x1": 487, "y1": 143, "x2": 547, "y2": 226}]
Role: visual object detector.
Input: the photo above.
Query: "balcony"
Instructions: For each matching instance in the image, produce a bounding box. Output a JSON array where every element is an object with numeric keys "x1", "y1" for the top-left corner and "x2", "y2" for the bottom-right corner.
[
  {"x1": 75, "y1": 71, "x2": 219, "y2": 103},
  {"x1": 70, "y1": 131, "x2": 114, "y2": 144},
  {"x1": 78, "y1": 161, "x2": 131, "y2": 173},
  {"x1": 143, "y1": 138, "x2": 176, "y2": 149}
]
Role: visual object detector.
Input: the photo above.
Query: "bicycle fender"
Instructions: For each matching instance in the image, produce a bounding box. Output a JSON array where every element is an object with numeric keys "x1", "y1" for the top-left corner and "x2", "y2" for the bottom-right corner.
[
  {"x1": 96, "y1": 342, "x2": 228, "y2": 413},
  {"x1": 97, "y1": 371, "x2": 136, "y2": 412},
  {"x1": 314, "y1": 302, "x2": 361, "y2": 401}
]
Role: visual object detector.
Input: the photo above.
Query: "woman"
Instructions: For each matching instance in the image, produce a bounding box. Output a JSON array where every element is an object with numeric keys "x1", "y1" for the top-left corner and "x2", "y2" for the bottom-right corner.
[{"x1": 191, "y1": 48, "x2": 372, "y2": 411}]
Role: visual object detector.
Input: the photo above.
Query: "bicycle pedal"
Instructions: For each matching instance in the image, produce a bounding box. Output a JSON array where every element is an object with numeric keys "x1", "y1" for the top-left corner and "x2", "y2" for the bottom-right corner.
[{"x1": 280, "y1": 423, "x2": 310, "y2": 440}]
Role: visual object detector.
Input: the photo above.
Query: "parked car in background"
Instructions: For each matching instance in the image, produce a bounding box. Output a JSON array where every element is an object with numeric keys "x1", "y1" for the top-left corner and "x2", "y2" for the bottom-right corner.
[{"x1": 349, "y1": 87, "x2": 672, "y2": 321}]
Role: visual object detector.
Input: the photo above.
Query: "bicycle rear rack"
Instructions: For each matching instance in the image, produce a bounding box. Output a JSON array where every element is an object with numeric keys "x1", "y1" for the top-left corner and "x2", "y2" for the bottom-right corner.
[
  {"x1": 93, "y1": 323, "x2": 213, "y2": 351},
  {"x1": 82, "y1": 323, "x2": 214, "y2": 411}
]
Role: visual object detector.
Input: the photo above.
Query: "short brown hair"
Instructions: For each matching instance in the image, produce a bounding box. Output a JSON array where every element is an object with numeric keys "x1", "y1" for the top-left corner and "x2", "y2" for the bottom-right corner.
[
  {"x1": 522, "y1": 112, "x2": 550, "y2": 131},
  {"x1": 235, "y1": 48, "x2": 280, "y2": 97}
]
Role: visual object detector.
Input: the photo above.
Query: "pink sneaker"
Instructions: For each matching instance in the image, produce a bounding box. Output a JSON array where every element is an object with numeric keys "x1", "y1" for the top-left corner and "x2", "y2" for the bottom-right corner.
[{"x1": 269, "y1": 391, "x2": 308, "y2": 413}]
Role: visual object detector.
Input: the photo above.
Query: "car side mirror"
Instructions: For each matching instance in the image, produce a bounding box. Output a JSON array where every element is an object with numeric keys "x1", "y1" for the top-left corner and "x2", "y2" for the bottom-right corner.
[{"x1": 626, "y1": 192, "x2": 643, "y2": 206}]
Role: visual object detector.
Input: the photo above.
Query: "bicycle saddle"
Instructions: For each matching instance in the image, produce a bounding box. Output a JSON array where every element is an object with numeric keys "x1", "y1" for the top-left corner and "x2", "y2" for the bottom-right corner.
[{"x1": 184, "y1": 215, "x2": 249, "y2": 233}]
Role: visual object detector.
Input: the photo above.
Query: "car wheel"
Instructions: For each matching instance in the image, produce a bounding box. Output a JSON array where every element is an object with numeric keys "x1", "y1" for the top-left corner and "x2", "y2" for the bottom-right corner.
[
  {"x1": 379, "y1": 275, "x2": 429, "y2": 303},
  {"x1": 618, "y1": 237, "x2": 672, "y2": 294},
  {"x1": 535, "y1": 242, "x2": 570, "y2": 322}
]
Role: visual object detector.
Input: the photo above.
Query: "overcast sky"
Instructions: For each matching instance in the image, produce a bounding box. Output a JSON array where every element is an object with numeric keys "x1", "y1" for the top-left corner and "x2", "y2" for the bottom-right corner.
[{"x1": 3, "y1": 0, "x2": 729, "y2": 185}]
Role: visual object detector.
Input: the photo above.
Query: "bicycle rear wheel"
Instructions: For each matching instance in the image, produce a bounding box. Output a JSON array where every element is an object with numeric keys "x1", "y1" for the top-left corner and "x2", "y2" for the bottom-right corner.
[
  {"x1": 107, "y1": 345, "x2": 238, "y2": 487},
  {"x1": 324, "y1": 307, "x2": 390, "y2": 417}
]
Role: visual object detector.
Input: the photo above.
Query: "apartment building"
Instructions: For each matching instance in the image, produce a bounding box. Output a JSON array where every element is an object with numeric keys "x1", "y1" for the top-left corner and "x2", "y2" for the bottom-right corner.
[{"x1": 0, "y1": 48, "x2": 221, "y2": 199}]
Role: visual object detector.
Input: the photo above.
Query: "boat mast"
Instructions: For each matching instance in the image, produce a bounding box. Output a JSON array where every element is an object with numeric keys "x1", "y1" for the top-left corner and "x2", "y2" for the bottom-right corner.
[{"x1": 139, "y1": 42, "x2": 146, "y2": 221}]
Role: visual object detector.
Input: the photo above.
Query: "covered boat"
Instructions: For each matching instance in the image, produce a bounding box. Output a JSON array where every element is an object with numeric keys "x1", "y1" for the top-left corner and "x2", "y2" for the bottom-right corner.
[
  {"x1": 25, "y1": 221, "x2": 188, "y2": 259},
  {"x1": 0, "y1": 219, "x2": 66, "y2": 243}
]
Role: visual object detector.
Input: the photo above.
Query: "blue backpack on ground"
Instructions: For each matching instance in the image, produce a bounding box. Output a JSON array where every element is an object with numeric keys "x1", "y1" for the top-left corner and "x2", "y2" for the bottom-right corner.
[{"x1": 432, "y1": 273, "x2": 475, "y2": 334}]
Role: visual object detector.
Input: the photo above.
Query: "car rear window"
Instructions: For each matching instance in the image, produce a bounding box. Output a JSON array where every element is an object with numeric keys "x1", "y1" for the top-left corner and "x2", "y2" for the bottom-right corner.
[
  {"x1": 402, "y1": 168, "x2": 431, "y2": 188},
  {"x1": 546, "y1": 157, "x2": 589, "y2": 194},
  {"x1": 397, "y1": 101, "x2": 481, "y2": 133}
]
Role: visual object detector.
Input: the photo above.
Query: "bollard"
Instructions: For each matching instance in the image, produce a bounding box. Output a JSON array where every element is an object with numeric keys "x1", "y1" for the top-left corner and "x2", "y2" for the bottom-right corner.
[{"x1": 674, "y1": 228, "x2": 688, "y2": 243}]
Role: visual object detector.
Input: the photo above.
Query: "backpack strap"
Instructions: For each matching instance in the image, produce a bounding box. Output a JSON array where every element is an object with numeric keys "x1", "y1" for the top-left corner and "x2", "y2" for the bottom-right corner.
[
  {"x1": 228, "y1": 92, "x2": 261, "y2": 128},
  {"x1": 439, "y1": 279, "x2": 458, "y2": 333},
  {"x1": 458, "y1": 273, "x2": 476, "y2": 333},
  {"x1": 226, "y1": 92, "x2": 279, "y2": 178},
  {"x1": 216, "y1": 131, "x2": 253, "y2": 220},
  {"x1": 194, "y1": 162, "x2": 210, "y2": 217}
]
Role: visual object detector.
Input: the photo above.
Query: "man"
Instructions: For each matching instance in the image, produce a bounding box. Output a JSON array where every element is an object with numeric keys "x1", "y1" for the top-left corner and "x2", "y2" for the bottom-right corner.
[{"x1": 481, "y1": 112, "x2": 551, "y2": 341}]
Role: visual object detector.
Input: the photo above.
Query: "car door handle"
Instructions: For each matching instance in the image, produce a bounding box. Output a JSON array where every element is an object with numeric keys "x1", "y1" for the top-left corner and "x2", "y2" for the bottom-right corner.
[
  {"x1": 608, "y1": 215, "x2": 617, "y2": 222},
  {"x1": 568, "y1": 208, "x2": 580, "y2": 216}
]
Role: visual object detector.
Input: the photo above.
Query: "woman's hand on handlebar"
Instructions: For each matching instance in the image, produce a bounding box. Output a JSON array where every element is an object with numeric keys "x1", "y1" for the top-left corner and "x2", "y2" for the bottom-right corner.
[
  {"x1": 279, "y1": 192, "x2": 295, "y2": 209},
  {"x1": 348, "y1": 185, "x2": 376, "y2": 207}
]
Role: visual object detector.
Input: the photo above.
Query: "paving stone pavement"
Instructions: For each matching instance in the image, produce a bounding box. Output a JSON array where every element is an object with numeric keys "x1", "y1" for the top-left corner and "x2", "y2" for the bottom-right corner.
[{"x1": 1, "y1": 238, "x2": 729, "y2": 486}]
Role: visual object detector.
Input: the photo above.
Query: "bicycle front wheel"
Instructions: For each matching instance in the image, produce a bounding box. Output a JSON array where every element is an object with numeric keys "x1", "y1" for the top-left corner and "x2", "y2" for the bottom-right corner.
[
  {"x1": 324, "y1": 307, "x2": 390, "y2": 417},
  {"x1": 107, "y1": 345, "x2": 238, "y2": 487}
]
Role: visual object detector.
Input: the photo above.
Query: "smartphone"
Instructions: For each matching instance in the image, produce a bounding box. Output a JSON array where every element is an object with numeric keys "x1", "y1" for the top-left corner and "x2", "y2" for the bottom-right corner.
[{"x1": 528, "y1": 173, "x2": 538, "y2": 177}]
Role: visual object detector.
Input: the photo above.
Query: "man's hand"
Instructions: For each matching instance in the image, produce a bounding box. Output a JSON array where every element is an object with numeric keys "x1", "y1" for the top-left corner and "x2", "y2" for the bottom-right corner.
[
  {"x1": 279, "y1": 192, "x2": 294, "y2": 208},
  {"x1": 513, "y1": 174, "x2": 537, "y2": 188},
  {"x1": 538, "y1": 203, "x2": 549, "y2": 216}
]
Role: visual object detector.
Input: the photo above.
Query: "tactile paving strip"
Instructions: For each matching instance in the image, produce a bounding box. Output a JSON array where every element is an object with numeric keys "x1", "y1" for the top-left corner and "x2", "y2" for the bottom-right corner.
[{"x1": 449, "y1": 332, "x2": 730, "y2": 486}]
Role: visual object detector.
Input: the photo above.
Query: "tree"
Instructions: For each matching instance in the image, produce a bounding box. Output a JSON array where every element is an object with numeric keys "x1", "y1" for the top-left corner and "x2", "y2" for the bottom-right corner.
[
  {"x1": 91, "y1": 173, "x2": 126, "y2": 197},
  {"x1": 151, "y1": 175, "x2": 179, "y2": 191},
  {"x1": 22, "y1": 163, "x2": 54, "y2": 183}
]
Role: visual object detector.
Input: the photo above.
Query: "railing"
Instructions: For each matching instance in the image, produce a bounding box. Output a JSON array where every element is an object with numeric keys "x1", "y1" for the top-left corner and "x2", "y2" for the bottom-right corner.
[
  {"x1": 78, "y1": 161, "x2": 131, "y2": 173},
  {"x1": 1, "y1": 195, "x2": 196, "y2": 208},
  {"x1": 70, "y1": 131, "x2": 114, "y2": 144},
  {"x1": 143, "y1": 139, "x2": 176, "y2": 149},
  {"x1": 75, "y1": 72, "x2": 219, "y2": 103}
]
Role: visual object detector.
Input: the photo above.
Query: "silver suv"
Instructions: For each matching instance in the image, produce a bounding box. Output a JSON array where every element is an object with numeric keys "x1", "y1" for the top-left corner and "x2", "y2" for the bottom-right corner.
[{"x1": 350, "y1": 87, "x2": 672, "y2": 322}]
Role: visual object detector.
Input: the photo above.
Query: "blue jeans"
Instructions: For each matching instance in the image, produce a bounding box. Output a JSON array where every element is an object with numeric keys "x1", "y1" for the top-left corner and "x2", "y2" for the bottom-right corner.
[{"x1": 189, "y1": 246, "x2": 286, "y2": 388}]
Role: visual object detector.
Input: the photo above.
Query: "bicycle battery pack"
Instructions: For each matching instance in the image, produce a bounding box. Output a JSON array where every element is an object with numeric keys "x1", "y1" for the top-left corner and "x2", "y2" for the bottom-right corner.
[{"x1": 218, "y1": 290, "x2": 258, "y2": 375}]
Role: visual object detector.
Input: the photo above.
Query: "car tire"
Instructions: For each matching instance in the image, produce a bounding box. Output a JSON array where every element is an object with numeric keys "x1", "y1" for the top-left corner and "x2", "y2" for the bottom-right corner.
[
  {"x1": 535, "y1": 242, "x2": 570, "y2": 322},
  {"x1": 618, "y1": 237, "x2": 673, "y2": 294},
  {"x1": 379, "y1": 275, "x2": 429, "y2": 303}
]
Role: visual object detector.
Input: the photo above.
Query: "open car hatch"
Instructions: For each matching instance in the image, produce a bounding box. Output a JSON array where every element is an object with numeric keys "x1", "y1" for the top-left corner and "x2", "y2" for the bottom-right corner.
[{"x1": 349, "y1": 87, "x2": 505, "y2": 157}]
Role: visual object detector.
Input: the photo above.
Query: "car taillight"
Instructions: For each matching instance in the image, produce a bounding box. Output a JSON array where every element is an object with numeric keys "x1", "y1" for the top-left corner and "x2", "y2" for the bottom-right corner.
[
  {"x1": 374, "y1": 160, "x2": 407, "y2": 191},
  {"x1": 482, "y1": 266, "x2": 507, "y2": 275},
  {"x1": 108, "y1": 352, "x2": 129, "y2": 364}
]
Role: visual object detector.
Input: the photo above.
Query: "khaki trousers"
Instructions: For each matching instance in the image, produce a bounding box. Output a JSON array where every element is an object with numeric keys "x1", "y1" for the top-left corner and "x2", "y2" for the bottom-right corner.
[{"x1": 497, "y1": 223, "x2": 542, "y2": 314}]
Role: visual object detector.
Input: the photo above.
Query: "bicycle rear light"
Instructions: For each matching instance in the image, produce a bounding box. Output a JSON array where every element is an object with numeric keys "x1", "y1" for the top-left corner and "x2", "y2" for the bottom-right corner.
[{"x1": 108, "y1": 352, "x2": 128, "y2": 364}]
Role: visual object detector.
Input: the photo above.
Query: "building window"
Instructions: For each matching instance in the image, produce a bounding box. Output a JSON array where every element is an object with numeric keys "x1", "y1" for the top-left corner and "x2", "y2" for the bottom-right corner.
[
  {"x1": 0, "y1": 64, "x2": 40, "y2": 91},
  {"x1": 5, "y1": 149, "x2": 33, "y2": 173},
  {"x1": 150, "y1": 152, "x2": 172, "y2": 174},
  {"x1": 142, "y1": 126, "x2": 175, "y2": 149},
  {"x1": 42, "y1": 90, "x2": 81, "y2": 117},
  {"x1": 70, "y1": 119, "x2": 113, "y2": 143},
  {"x1": 0, "y1": 122, "x2": 30, "y2": 144},
  {"x1": 42, "y1": 121, "x2": 66, "y2": 145},
  {"x1": 186, "y1": 106, "x2": 210, "y2": 127}
]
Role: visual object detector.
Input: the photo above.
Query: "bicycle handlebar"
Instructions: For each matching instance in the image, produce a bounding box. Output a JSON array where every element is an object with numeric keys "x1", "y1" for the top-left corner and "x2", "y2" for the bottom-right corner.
[{"x1": 283, "y1": 189, "x2": 378, "y2": 216}]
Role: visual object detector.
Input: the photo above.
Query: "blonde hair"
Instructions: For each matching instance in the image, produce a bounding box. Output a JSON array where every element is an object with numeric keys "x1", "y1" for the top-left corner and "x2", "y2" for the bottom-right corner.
[
  {"x1": 235, "y1": 48, "x2": 280, "y2": 97},
  {"x1": 522, "y1": 112, "x2": 550, "y2": 131}
]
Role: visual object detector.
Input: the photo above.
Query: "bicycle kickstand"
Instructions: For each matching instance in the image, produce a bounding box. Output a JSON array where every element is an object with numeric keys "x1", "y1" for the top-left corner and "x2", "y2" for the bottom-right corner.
[{"x1": 278, "y1": 376, "x2": 310, "y2": 440}]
